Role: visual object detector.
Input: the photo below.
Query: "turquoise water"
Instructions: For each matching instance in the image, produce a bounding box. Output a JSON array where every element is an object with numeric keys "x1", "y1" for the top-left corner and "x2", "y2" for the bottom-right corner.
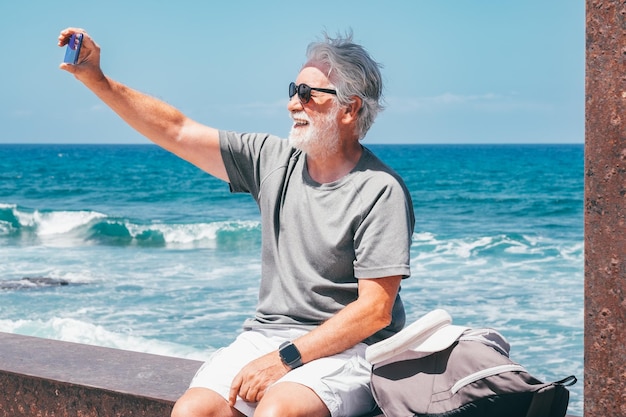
[{"x1": 0, "y1": 143, "x2": 584, "y2": 414}]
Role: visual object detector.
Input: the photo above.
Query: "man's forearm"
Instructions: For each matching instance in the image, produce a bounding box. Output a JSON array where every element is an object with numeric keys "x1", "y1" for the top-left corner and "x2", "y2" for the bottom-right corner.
[{"x1": 294, "y1": 275, "x2": 402, "y2": 364}]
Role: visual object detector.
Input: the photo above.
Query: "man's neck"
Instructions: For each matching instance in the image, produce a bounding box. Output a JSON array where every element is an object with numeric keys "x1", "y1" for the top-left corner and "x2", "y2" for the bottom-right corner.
[{"x1": 305, "y1": 141, "x2": 363, "y2": 184}]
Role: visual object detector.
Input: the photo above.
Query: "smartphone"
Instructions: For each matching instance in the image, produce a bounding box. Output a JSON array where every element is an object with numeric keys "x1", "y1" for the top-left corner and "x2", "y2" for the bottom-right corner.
[{"x1": 63, "y1": 33, "x2": 83, "y2": 64}]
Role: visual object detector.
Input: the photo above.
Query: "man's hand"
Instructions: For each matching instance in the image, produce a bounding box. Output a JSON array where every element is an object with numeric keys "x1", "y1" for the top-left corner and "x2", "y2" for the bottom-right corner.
[
  {"x1": 57, "y1": 28, "x2": 106, "y2": 86},
  {"x1": 228, "y1": 351, "x2": 289, "y2": 405}
]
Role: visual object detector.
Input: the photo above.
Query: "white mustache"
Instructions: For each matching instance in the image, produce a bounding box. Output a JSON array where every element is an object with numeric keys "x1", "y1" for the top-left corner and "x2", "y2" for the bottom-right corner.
[{"x1": 291, "y1": 111, "x2": 311, "y2": 124}]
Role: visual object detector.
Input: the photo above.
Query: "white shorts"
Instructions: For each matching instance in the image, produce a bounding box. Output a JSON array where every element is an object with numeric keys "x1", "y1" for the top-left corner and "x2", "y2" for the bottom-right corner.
[{"x1": 189, "y1": 327, "x2": 377, "y2": 417}]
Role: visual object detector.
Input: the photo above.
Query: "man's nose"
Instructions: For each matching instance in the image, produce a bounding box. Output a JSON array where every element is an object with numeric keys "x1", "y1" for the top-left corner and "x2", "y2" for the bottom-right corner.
[{"x1": 287, "y1": 94, "x2": 303, "y2": 112}]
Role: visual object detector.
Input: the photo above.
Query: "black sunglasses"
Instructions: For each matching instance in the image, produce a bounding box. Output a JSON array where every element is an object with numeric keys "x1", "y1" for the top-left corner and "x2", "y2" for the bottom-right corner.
[{"x1": 289, "y1": 82, "x2": 337, "y2": 104}]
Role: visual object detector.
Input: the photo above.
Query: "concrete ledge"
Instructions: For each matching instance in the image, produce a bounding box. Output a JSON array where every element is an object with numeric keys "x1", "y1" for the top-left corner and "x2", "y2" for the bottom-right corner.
[
  {"x1": 0, "y1": 332, "x2": 202, "y2": 417},
  {"x1": 0, "y1": 332, "x2": 579, "y2": 417}
]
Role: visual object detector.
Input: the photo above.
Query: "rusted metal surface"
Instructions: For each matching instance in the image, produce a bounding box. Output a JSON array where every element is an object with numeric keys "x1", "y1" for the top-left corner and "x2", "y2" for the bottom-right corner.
[
  {"x1": 0, "y1": 332, "x2": 203, "y2": 417},
  {"x1": 585, "y1": 1, "x2": 626, "y2": 415}
]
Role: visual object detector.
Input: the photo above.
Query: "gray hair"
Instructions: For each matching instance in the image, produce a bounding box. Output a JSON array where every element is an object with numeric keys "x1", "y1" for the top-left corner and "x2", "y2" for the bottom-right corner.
[{"x1": 306, "y1": 32, "x2": 384, "y2": 139}]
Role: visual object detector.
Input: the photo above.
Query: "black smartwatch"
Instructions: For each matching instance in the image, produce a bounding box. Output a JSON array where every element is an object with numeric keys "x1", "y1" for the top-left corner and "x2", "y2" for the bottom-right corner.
[{"x1": 278, "y1": 341, "x2": 303, "y2": 369}]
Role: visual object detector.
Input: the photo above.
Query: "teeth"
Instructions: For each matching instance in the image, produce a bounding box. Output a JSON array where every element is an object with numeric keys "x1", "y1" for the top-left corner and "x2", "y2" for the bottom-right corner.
[{"x1": 292, "y1": 111, "x2": 309, "y2": 126}]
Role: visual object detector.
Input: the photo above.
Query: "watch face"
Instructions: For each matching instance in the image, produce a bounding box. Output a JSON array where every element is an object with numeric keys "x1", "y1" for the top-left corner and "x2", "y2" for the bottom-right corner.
[{"x1": 280, "y1": 342, "x2": 301, "y2": 365}]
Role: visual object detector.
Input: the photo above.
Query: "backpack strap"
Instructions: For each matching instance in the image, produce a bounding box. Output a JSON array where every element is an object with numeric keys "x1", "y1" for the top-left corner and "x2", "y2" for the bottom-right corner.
[
  {"x1": 524, "y1": 375, "x2": 577, "y2": 417},
  {"x1": 554, "y1": 375, "x2": 578, "y2": 387}
]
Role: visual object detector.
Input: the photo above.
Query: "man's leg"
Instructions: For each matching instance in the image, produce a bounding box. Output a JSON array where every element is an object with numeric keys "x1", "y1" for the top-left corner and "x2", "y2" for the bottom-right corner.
[
  {"x1": 171, "y1": 387, "x2": 246, "y2": 417},
  {"x1": 254, "y1": 382, "x2": 330, "y2": 417}
]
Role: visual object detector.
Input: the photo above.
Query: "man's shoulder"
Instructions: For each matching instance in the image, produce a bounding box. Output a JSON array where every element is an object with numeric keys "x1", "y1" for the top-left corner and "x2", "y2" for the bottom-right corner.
[
  {"x1": 220, "y1": 130, "x2": 285, "y2": 148},
  {"x1": 220, "y1": 130, "x2": 296, "y2": 160},
  {"x1": 358, "y1": 147, "x2": 409, "y2": 188}
]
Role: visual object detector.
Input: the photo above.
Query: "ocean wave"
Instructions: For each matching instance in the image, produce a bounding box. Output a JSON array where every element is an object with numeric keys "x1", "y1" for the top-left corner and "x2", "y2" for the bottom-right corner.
[
  {"x1": 0, "y1": 204, "x2": 260, "y2": 248},
  {"x1": 411, "y1": 231, "x2": 583, "y2": 263},
  {"x1": 0, "y1": 317, "x2": 209, "y2": 360}
]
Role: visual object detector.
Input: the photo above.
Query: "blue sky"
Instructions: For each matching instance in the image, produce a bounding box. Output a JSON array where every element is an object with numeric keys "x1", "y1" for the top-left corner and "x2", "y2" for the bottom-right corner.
[{"x1": 0, "y1": 1, "x2": 584, "y2": 144}]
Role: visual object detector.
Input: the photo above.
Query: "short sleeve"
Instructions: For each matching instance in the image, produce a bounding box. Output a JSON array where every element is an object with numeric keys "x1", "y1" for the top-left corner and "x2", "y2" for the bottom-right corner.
[{"x1": 353, "y1": 175, "x2": 414, "y2": 279}]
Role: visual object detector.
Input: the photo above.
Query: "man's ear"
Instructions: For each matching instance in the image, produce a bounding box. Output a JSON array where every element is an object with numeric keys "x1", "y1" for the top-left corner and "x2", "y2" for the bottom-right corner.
[{"x1": 341, "y1": 96, "x2": 362, "y2": 124}]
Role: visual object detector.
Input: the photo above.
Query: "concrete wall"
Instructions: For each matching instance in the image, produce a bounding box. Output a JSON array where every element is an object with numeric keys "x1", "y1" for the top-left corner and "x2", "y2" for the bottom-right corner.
[{"x1": 0, "y1": 332, "x2": 202, "y2": 417}]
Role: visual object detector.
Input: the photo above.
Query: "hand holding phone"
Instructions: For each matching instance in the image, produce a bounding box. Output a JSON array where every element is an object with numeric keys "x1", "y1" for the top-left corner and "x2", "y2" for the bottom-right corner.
[{"x1": 63, "y1": 33, "x2": 83, "y2": 64}]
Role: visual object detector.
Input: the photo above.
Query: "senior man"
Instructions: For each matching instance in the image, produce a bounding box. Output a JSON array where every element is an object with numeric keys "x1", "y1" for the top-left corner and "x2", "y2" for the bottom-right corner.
[{"x1": 58, "y1": 28, "x2": 414, "y2": 417}]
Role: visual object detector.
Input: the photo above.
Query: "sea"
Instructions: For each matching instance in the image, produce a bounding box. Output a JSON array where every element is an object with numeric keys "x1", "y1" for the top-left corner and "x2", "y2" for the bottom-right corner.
[{"x1": 0, "y1": 143, "x2": 584, "y2": 415}]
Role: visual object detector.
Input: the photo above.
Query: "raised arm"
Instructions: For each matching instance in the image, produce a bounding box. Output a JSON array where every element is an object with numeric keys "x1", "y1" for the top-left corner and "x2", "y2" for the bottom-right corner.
[{"x1": 58, "y1": 28, "x2": 228, "y2": 182}]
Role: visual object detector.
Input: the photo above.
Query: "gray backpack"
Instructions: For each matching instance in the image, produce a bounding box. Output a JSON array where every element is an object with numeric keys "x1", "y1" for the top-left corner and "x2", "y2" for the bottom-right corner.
[{"x1": 366, "y1": 310, "x2": 576, "y2": 417}]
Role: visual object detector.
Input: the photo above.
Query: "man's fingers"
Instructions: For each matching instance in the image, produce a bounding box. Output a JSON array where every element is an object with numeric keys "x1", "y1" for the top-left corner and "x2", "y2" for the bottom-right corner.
[
  {"x1": 229, "y1": 375, "x2": 263, "y2": 404},
  {"x1": 57, "y1": 27, "x2": 86, "y2": 47},
  {"x1": 58, "y1": 62, "x2": 78, "y2": 74},
  {"x1": 254, "y1": 387, "x2": 266, "y2": 402},
  {"x1": 228, "y1": 374, "x2": 242, "y2": 406}
]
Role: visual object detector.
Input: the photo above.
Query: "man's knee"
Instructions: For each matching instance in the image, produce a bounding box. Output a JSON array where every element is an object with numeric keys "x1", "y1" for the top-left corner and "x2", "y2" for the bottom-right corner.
[
  {"x1": 254, "y1": 382, "x2": 330, "y2": 417},
  {"x1": 171, "y1": 387, "x2": 235, "y2": 417},
  {"x1": 254, "y1": 399, "x2": 329, "y2": 417},
  {"x1": 252, "y1": 399, "x2": 282, "y2": 417},
  {"x1": 171, "y1": 397, "x2": 195, "y2": 417},
  {"x1": 171, "y1": 389, "x2": 204, "y2": 417}
]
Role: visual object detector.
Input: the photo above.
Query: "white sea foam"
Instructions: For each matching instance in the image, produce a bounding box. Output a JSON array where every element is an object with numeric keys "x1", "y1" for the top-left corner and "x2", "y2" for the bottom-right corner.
[
  {"x1": 127, "y1": 220, "x2": 260, "y2": 245},
  {"x1": 0, "y1": 223, "x2": 12, "y2": 235},
  {"x1": 31, "y1": 210, "x2": 106, "y2": 235},
  {"x1": 0, "y1": 317, "x2": 209, "y2": 360},
  {"x1": 3, "y1": 204, "x2": 261, "y2": 248}
]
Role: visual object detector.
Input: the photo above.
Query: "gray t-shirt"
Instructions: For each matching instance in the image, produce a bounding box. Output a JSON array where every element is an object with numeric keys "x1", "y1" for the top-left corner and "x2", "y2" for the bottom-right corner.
[{"x1": 220, "y1": 131, "x2": 415, "y2": 345}]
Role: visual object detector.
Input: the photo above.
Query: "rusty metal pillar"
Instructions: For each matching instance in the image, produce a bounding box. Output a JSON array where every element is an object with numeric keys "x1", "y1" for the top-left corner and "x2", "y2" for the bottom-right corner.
[{"x1": 585, "y1": 1, "x2": 626, "y2": 415}]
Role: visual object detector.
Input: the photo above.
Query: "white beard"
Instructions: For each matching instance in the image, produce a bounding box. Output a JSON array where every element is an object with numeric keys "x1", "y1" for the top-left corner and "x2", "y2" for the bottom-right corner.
[{"x1": 288, "y1": 107, "x2": 341, "y2": 159}]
